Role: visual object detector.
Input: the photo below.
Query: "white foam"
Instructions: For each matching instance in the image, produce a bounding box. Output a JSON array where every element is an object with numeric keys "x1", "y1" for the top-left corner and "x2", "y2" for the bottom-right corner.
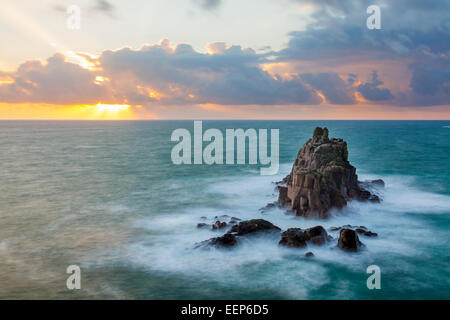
[{"x1": 124, "y1": 168, "x2": 450, "y2": 298}]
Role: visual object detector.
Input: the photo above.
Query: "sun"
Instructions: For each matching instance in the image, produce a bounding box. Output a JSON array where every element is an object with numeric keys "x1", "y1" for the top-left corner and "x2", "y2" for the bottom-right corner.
[{"x1": 95, "y1": 103, "x2": 130, "y2": 112}]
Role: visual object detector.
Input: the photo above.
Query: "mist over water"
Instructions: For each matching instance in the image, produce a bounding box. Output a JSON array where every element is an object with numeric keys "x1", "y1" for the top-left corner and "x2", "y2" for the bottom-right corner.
[{"x1": 0, "y1": 120, "x2": 449, "y2": 299}]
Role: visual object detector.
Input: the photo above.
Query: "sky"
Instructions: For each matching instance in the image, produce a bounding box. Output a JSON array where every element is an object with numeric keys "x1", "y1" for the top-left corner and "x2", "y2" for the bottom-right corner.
[{"x1": 0, "y1": 0, "x2": 449, "y2": 120}]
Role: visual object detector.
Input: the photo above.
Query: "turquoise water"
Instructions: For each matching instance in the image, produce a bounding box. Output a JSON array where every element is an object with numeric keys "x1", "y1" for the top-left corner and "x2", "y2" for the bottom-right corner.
[{"x1": 0, "y1": 120, "x2": 449, "y2": 299}]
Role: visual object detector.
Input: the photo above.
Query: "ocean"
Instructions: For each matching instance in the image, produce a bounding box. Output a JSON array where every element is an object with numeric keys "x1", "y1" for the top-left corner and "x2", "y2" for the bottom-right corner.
[{"x1": 0, "y1": 120, "x2": 449, "y2": 299}]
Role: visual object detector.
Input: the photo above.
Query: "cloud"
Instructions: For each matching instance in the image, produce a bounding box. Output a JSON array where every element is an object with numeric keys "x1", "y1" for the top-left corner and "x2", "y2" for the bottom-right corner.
[
  {"x1": 0, "y1": 54, "x2": 112, "y2": 105},
  {"x1": 99, "y1": 40, "x2": 319, "y2": 105},
  {"x1": 0, "y1": 41, "x2": 321, "y2": 106},
  {"x1": 194, "y1": 0, "x2": 222, "y2": 11},
  {"x1": 301, "y1": 72, "x2": 355, "y2": 104},
  {"x1": 92, "y1": 0, "x2": 116, "y2": 18},
  {"x1": 357, "y1": 71, "x2": 393, "y2": 101},
  {"x1": 3, "y1": 0, "x2": 450, "y2": 108},
  {"x1": 275, "y1": 0, "x2": 450, "y2": 106},
  {"x1": 408, "y1": 61, "x2": 450, "y2": 106},
  {"x1": 53, "y1": 0, "x2": 117, "y2": 18}
]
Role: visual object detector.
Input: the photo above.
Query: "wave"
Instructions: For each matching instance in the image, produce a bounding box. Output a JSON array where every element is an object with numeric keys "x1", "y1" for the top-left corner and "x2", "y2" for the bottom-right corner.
[{"x1": 123, "y1": 168, "x2": 450, "y2": 299}]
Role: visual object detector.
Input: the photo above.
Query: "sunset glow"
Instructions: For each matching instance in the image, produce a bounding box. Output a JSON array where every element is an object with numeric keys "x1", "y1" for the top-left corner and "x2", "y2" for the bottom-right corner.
[
  {"x1": 94, "y1": 103, "x2": 130, "y2": 112},
  {"x1": 0, "y1": 1, "x2": 448, "y2": 120}
]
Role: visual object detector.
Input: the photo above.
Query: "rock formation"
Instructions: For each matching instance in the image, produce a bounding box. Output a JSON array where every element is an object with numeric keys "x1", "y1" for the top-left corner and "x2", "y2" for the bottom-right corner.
[
  {"x1": 278, "y1": 127, "x2": 381, "y2": 218},
  {"x1": 279, "y1": 225, "x2": 330, "y2": 248},
  {"x1": 337, "y1": 229, "x2": 362, "y2": 251},
  {"x1": 328, "y1": 225, "x2": 377, "y2": 238},
  {"x1": 196, "y1": 128, "x2": 383, "y2": 252},
  {"x1": 279, "y1": 228, "x2": 308, "y2": 248},
  {"x1": 228, "y1": 219, "x2": 281, "y2": 236},
  {"x1": 196, "y1": 219, "x2": 281, "y2": 248},
  {"x1": 204, "y1": 233, "x2": 238, "y2": 248},
  {"x1": 197, "y1": 219, "x2": 374, "y2": 252}
]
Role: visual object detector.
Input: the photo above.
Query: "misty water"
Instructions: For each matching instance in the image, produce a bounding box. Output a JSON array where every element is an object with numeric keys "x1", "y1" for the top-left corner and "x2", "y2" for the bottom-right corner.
[{"x1": 0, "y1": 120, "x2": 449, "y2": 299}]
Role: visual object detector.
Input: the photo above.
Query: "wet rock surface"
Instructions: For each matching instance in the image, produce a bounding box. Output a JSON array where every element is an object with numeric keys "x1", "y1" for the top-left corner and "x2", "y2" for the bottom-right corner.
[
  {"x1": 277, "y1": 127, "x2": 382, "y2": 218},
  {"x1": 197, "y1": 219, "x2": 281, "y2": 248},
  {"x1": 279, "y1": 228, "x2": 308, "y2": 248},
  {"x1": 196, "y1": 128, "x2": 383, "y2": 252},
  {"x1": 197, "y1": 219, "x2": 375, "y2": 252},
  {"x1": 212, "y1": 221, "x2": 228, "y2": 230},
  {"x1": 228, "y1": 219, "x2": 281, "y2": 236},
  {"x1": 198, "y1": 233, "x2": 238, "y2": 248},
  {"x1": 329, "y1": 225, "x2": 378, "y2": 238},
  {"x1": 338, "y1": 229, "x2": 362, "y2": 251},
  {"x1": 196, "y1": 216, "x2": 241, "y2": 231},
  {"x1": 279, "y1": 225, "x2": 330, "y2": 247}
]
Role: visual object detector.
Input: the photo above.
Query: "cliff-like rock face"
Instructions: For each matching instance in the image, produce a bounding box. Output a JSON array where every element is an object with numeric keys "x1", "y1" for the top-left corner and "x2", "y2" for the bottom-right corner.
[{"x1": 278, "y1": 127, "x2": 380, "y2": 218}]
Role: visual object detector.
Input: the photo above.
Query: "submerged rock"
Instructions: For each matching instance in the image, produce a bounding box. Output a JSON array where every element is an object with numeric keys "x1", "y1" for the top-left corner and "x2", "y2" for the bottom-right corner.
[
  {"x1": 197, "y1": 219, "x2": 280, "y2": 248},
  {"x1": 212, "y1": 221, "x2": 227, "y2": 230},
  {"x1": 330, "y1": 225, "x2": 378, "y2": 238},
  {"x1": 305, "y1": 251, "x2": 314, "y2": 258},
  {"x1": 199, "y1": 233, "x2": 238, "y2": 248},
  {"x1": 228, "y1": 219, "x2": 281, "y2": 236},
  {"x1": 305, "y1": 226, "x2": 329, "y2": 245},
  {"x1": 355, "y1": 228, "x2": 378, "y2": 237},
  {"x1": 338, "y1": 229, "x2": 362, "y2": 251},
  {"x1": 279, "y1": 228, "x2": 308, "y2": 247},
  {"x1": 279, "y1": 225, "x2": 330, "y2": 247},
  {"x1": 370, "y1": 179, "x2": 385, "y2": 187},
  {"x1": 278, "y1": 127, "x2": 382, "y2": 218},
  {"x1": 260, "y1": 202, "x2": 279, "y2": 212}
]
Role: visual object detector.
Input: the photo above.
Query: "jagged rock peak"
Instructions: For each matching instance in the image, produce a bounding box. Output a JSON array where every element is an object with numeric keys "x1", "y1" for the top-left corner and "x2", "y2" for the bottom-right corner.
[
  {"x1": 277, "y1": 127, "x2": 381, "y2": 218},
  {"x1": 312, "y1": 127, "x2": 329, "y2": 142}
]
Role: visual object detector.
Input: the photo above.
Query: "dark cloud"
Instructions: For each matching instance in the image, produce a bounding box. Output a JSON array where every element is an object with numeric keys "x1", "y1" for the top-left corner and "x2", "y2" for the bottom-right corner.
[
  {"x1": 276, "y1": 0, "x2": 450, "y2": 105},
  {"x1": 0, "y1": 54, "x2": 112, "y2": 105},
  {"x1": 99, "y1": 41, "x2": 319, "y2": 105},
  {"x1": 0, "y1": 41, "x2": 321, "y2": 106},
  {"x1": 408, "y1": 59, "x2": 450, "y2": 106},
  {"x1": 301, "y1": 72, "x2": 355, "y2": 104},
  {"x1": 92, "y1": 0, "x2": 116, "y2": 18},
  {"x1": 53, "y1": 0, "x2": 116, "y2": 18},
  {"x1": 4, "y1": 1, "x2": 450, "y2": 108},
  {"x1": 194, "y1": 0, "x2": 222, "y2": 10},
  {"x1": 357, "y1": 71, "x2": 393, "y2": 101}
]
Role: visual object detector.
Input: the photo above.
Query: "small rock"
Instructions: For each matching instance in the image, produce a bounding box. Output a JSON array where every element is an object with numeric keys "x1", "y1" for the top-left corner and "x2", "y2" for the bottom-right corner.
[
  {"x1": 305, "y1": 252, "x2": 314, "y2": 258},
  {"x1": 197, "y1": 219, "x2": 280, "y2": 249},
  {"x1": 338, "y1": 229, "x2": 362, "y2": 251},
  {"x1": 370, "y1": 179, "x2": 385, "y2": 187},
  {"x1": 197, "y1": 223, "x2": 209, "y2": 228},
  {"x1": 228, "y1": 219, "x2": 281, "y2": 236},
  {"x1": 205, "y1": 233, "x2": 238, "y2": 248},
  {"x1": 279, "y1": 228, "x2": 308, "y2": 248},
  {"x1": 212, "y1": 221, "x2": 227, "y2": 230},
  {"x1": 260, "y1": 202, "x2": 279, "y2": 212},
  {"x1": 305, "y1": 226, "x2": 328, "y2": 245},
  {"x1": 279, "y1": 225, "x2": 329, "y2": 248}
]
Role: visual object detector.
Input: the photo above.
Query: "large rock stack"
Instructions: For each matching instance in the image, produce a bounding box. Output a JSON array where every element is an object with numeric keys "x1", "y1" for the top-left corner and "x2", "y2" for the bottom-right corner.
[{"x1": 278, "y1": 127, "x2": 379, "y2": 218}]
